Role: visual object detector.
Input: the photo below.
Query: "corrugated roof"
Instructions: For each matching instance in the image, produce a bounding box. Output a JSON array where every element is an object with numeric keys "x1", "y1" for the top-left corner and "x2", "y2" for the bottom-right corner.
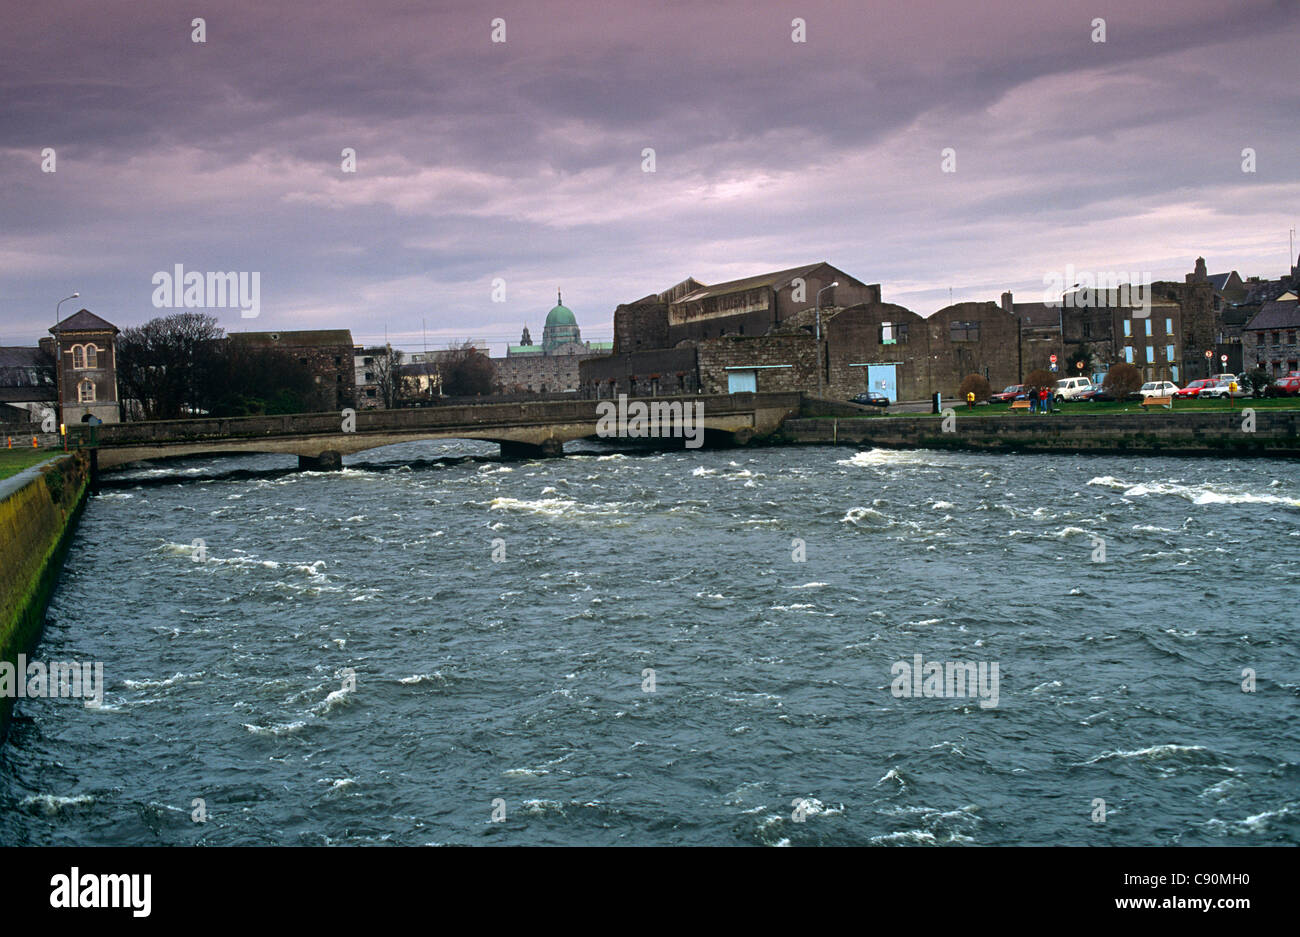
[
  {"x1": 1244, "y1": 299, "x2": 1300, "y2": 331},
  {"x1": 674, "y1": 263, "x2": 828, "y2": 304},
  {"x1": 230, "y1": 329, "x2": 354, "y2": 347},
  {"x1": 51, "y1": 309, "x2": 118, "y2": 333}
]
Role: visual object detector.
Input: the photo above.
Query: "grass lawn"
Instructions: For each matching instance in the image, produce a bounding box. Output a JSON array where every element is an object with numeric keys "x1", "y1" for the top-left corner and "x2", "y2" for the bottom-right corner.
[{"x1": 0, "y1": 447, "x2": 62, "y2": 481}]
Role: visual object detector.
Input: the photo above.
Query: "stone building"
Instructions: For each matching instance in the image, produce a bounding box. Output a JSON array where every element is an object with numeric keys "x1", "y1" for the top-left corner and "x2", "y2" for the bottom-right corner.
[
  {"x1": 46, "y1": 309, "x2": 121, "y2": 424},
  {"x1": 1242, "y1": 293, "x2": 1300, "y2": 377},
  {"x1": 492, "y1": 293, "x2": 612, "y2": 393},
  {"x1": 228, "y1": 329, "x2": 356, "y2": 410}
]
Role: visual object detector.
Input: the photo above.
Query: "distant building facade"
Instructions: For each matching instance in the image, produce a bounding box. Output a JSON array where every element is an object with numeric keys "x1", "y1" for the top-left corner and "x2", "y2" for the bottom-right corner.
[
  {"x1": 229, "y1": 329, "x2": 356, "y2": 410},
  {"x1": 493, "y1": 293, "x2": 612, "y2": 393}
]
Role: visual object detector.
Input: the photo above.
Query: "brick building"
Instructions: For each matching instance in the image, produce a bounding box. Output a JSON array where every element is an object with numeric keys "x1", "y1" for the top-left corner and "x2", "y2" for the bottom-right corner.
[
  {"x1": 228, "y1": 329, "x2": 356, "y2": 410},
  {"x1": 45, "y1": 309, "x2": 121, "y2": 424}
]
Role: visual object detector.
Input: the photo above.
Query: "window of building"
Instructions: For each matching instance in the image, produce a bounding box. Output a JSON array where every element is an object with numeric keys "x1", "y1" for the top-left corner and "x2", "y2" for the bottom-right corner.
[
  {"x1": 84, "y1": 345, "x2": 98, "y2": 368},
  {"x1": 1144, "y1": 319, "x2": 1152, "y2": 336},
  {"x1": 1165, "y1": 318, "x2": 1173, "y2": 335},
  {"x1": 72, "y1": 344, "x2": 85, "y2": 368},
  {"x1": 78, "y1": 380, "x2": 95, "y2": 403},
  {"x1": 1272, "y1": 332, "x2": 1281, "y2": 345},
  {"x1": 1123, "y1": 320, "x2": 1131, "y2": 337},
  {"x1": 1171, "y1": 365, "x2": 1179, "y2": 382},
  {"x1": 949, "y1": 321, "x2": 979, "y2": 342},
  {"x1": 1146, "y1": 344, "x2": 1153, "y2": 363},
  {"x1": 1124, "y1": 346, "x2": 1134, "y2": 363},
  {"x1": 1082, "y1": 321, "x2": 1091, "y2": 338},
  {"x1": 1166, "y1": 344, "x2": 1174, "y2": 361},
  {"x1": 1289, "y1": 332, "x2": 1297, "y2": 345}
]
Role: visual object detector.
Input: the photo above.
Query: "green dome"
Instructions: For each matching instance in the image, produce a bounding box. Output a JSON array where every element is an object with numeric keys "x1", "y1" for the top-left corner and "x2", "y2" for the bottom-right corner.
[{"x1": 545, "y1": 303, "x2": 576, "y2": 327}]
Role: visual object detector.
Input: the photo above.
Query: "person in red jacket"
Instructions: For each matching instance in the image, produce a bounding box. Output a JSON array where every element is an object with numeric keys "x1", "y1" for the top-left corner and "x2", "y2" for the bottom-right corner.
[{"x1": 1039, "y1": 386, "x2": 1050, "y2": 413}]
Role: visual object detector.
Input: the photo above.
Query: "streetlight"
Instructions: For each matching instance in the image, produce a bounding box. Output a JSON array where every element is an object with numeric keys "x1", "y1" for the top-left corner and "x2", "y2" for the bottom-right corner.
[
  {"x1": 815, "y1": 281, "x2": 838, "y2": 399},
  {"x1": 56, "y1": 292, "x2": 79, "y2": 327},
  {"x1": 54, "y1": 292, "x2": 79, "y2": 428}
]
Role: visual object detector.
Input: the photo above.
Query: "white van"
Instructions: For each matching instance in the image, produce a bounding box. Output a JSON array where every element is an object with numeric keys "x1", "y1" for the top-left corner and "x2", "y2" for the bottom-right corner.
[{"x1": 1053, "y1": 377, "x2": 1093, "y2": 401}]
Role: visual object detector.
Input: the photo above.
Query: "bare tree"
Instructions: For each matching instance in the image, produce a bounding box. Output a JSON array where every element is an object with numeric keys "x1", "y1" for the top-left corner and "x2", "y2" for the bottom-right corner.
[
  {"x1": 372, "y1": 344, "x2": 405, "y2": 409},
  {"x1": 438, "y1": 341, "x2": 496, "y2": 397},
  {"x1": 117, "y1": 312, "x2": 224, "y2": 420}
]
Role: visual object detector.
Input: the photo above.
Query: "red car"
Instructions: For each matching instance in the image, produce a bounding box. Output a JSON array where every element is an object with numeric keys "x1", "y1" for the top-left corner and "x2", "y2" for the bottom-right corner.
[
  {"x1": 1175, "y1": 379, "x2": 1215, "y2": 398},
  {"x1": 1266, "y1": 376, "x2": 1300, "y2": 397},
  {"x1": 989, "y1": 384, "x2": 1025, "y2": 403}
]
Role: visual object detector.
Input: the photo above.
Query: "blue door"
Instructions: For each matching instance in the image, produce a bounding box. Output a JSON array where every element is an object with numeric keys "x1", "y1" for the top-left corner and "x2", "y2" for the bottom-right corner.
[
  {"x1": 728, "y1": 370, "x2": 757, "y2": 393},
  {"x1": 866, "y1": 365, "x2": 897, "y2": 402}
]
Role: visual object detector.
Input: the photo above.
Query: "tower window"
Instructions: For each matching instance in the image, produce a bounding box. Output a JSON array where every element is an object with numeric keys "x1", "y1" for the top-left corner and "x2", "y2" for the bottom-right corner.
[{"x1": 78, "y1": 380, "x2": 95, "y2": 402}]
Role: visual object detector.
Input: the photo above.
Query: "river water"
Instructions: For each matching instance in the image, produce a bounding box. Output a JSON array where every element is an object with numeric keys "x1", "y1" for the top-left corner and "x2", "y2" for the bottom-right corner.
[{"x1": 1, "y1": 441, "x2": 1297, "y2": 845}]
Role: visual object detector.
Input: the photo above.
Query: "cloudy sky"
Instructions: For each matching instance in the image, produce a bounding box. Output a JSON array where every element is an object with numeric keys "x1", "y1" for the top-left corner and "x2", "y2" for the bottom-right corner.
[{"x1": 2, "y1": 0, "x2": 1297, "y2": 353}]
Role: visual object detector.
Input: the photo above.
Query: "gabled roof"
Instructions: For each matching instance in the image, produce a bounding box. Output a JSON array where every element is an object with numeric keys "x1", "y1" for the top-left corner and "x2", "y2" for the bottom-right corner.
[
  {"x1": 229, "y1": 329, "x2": 354, "y2": 347},
  {"x1": 674, "y1": 263, "x2": 831, "y2": 304},
  {"x1": 1244, "y1": 299, "x2": 1300, "y2": 331},
  {"x1": 50, "y1": 309, "x2": 118, "y2": 334}
]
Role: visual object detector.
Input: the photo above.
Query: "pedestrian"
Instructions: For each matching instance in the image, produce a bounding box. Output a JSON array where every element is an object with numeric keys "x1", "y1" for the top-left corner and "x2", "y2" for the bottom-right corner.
[
  {"x1": 1028, "y1": 387, "x2": 1037, "y2": 413},
  {"x1": 1039, "y1": 386, "x2": 1050, "y2": 413}
]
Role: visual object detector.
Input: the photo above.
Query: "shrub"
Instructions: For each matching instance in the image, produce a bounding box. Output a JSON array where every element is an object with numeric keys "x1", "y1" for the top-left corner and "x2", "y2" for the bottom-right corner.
[
  {"x1": 1104, "y1": 362, "x2": 1143, "y2": 397},
  {"x1": 958, "y1": 373, "x2": 992, "y2": 402},
  {"x1": 1024, "y1": 368, "x2": 1056, "y2": 393}
]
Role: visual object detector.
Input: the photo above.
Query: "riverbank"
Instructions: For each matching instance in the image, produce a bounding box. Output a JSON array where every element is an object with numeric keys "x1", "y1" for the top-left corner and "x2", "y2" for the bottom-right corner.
[
  {"x1": 0, "y1": 453, "x2": 90, "y2": 737},
  {"x1": 777, "y1": 408, "x2": 1300, "y2": 456}
]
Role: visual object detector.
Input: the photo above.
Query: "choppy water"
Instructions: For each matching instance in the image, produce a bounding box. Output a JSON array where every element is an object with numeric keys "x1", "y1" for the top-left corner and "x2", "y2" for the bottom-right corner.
[{"x1": 2, "y1": 441, "x2": 1298, "y2": 845}]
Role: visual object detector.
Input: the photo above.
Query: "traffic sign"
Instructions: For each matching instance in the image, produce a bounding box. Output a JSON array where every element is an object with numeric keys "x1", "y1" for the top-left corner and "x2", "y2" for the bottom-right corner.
[
  {"x1": 1204, "y1": 350, "x2": 1212, "y2": 359},
  {"x1": 1049, "y1": 354, "x2": 1057, "y2": 363},
  {"x1": 1221, "y1": 354, "x2": 1228, "y2": 364}
]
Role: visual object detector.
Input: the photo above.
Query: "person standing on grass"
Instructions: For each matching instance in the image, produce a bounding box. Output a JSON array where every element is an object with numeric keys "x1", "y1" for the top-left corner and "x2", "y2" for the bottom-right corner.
[{"x1": 1040, "y1": 386, "x2": 1050, "y2": 413}]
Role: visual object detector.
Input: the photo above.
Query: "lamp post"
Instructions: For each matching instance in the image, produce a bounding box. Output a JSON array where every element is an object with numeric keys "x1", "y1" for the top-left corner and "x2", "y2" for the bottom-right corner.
[
  {"x1": 53, "y1": 292, "x2": 79, "y2": 429},
  {"x1": 815, "y1": 281, "x2": 838, "y2": 399}
]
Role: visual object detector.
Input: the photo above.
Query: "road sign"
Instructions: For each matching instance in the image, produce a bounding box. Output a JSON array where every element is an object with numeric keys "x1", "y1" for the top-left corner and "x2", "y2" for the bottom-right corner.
[
  {"x1": 1050, "y1": 354, "x2": 1057, "y2": 363},
  {"x1": 1221, "y1": 354, "x2": 1228, "y2": 364},
  {"x1": 1204, "y1": 350, "x2": 1212, "y2": 359}
]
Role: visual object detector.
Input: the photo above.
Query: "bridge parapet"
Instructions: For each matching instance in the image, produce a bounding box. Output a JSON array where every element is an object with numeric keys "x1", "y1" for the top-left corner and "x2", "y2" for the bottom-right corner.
[{"x1": 95, "y1": 393, "x2": 802, "y2": 446}]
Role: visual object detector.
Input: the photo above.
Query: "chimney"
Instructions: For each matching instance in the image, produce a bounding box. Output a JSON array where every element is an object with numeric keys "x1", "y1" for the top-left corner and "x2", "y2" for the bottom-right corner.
[{"x1": 1001, "y1": 291, "x2": 1013, "y2": 313}]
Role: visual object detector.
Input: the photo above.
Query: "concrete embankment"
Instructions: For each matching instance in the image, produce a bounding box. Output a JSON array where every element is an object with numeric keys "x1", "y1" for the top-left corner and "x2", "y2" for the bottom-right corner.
[
  {"x1": 0, "y1": 453, "x2": 90, "y2": 735},
  {"x1": 778, "y1": 410, "x2": 1300, "y2": 456}
]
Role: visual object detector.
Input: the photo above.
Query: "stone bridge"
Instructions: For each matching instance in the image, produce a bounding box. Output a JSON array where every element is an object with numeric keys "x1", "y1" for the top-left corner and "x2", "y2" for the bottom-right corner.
[{"x1": 89, "y1": 393, "x2": 802, "y2": 470}]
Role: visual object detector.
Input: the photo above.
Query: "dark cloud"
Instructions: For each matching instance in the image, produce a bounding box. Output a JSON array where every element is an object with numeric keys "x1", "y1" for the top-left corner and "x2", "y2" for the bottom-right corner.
[{"x1": 1, "y1": 0, "x2": 1297, "y2": 348}]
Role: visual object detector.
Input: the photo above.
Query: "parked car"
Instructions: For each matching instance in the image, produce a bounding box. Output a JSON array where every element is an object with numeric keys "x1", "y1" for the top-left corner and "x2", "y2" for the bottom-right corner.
[
  {"x1": 850, "y1": 391, "x2": 890, "y2": 407},
  {"x1": 1053, "y1": 376, "x2": 1094, "y2": 402},
  {"x1": 1138, "y1": 381, "x2": 1180, "y2": 399},
  {"x1": 1076, "y1": 385, "x2": 1100, "y2": 401},
  {"x1": 1175, "y1": 379, "x2": 1215, "y2": 399},
  {"x1": 989, "y1": 384, "x2": 1025, "y2": 403},
  {"x1": 1210, "y1": 373, "x2": 1238, "y2": 382},
  {"x1": 1090, "y1": 387, "x2": 1139, "y2": 402},
  {"x1": 1265, "y1": 376, "x2": 1300, "y2": 397},
  {"x1": 1197, "y1": 379, "x2": 1248, "y2": 399}
]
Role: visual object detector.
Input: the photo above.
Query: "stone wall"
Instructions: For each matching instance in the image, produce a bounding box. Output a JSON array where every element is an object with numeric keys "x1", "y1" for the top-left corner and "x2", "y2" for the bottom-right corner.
[
  {"x1": 0, "y1": 453, "x2": 89, "y2": 735},
  {"x1": 781, "y1": 410, "x2": 1300, "y2": 456},
  {"x1": 696, "y1": 334, "x2": 818, "y2": 395}
]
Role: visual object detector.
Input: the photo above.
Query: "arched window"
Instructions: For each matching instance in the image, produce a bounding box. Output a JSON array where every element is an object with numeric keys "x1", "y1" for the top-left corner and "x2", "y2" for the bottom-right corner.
[
  {"x1": 72, "y1": 344, "x2": 85, "y2": 369},
  {"x1": 78, "y1": 380, "x2": 95, "y2": 403},
  {"x1": 84, "y1": 344, "x2": 98, "y2": 368}
]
